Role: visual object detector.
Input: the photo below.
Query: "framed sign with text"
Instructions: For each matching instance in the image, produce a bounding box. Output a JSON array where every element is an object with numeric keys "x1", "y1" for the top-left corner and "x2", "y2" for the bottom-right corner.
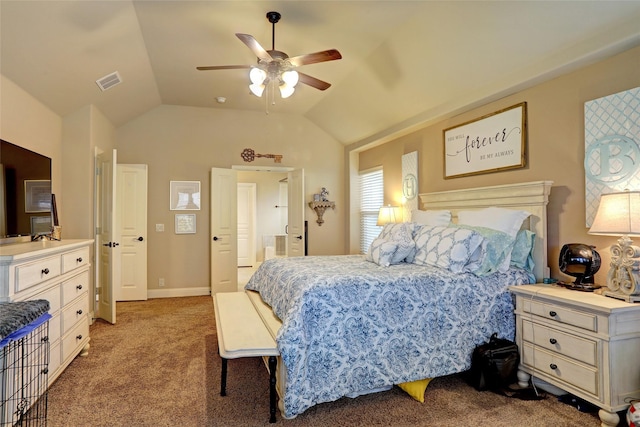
[{"x1": 443, "y1": 102, "x2": 527, "y2": 179}]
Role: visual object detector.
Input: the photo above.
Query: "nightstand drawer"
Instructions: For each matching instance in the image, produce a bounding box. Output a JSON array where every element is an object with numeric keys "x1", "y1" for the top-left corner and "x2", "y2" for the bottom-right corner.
[
  {"x1": 522, "y1": 343, "x2": 598, "y2": 396},
  {"x1": 522, "y1": 319, "x2": 597, "y2": 366},
  {"x1": 523, "y1": 299, "x2": 597, "y2": 332}
]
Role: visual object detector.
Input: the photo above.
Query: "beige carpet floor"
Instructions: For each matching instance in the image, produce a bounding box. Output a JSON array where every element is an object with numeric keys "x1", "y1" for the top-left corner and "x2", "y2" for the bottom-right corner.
[{"x1": 46, "y1": 296, "x2": 608, "y2": 426}]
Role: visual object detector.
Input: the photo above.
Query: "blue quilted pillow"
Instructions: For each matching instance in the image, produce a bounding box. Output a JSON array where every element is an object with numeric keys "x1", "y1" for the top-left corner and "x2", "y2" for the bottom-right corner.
[
  {"x1": 412, "y1": 225, "x2": 484, "y2": 273},
  {"x1": 511, "y1": 230, "x2": 536, "y2": 271}
]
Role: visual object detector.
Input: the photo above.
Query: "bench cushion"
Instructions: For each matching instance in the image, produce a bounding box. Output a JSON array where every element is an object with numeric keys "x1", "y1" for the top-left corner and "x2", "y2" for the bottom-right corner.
[{"x1": 214, "y1": 292, "x2": 278, "y2": 359}]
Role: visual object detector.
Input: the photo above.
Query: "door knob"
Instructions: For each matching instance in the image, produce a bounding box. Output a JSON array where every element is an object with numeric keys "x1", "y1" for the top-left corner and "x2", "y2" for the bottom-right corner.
[
  {"x1": 213, "y1": 236, "x2": 220, "y2": 241},
  {"x1": 137, "y1": 236, "x2": 144, "y2": 241}
]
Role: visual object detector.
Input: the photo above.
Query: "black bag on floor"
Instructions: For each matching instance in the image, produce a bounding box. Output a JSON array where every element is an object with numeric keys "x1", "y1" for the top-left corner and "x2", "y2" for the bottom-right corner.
[{"x1": 467, "y1": 333, "x2": 519, "y2": 391}]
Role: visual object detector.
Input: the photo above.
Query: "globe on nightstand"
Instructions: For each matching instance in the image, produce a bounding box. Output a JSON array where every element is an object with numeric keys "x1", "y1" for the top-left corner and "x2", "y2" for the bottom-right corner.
[{"x1": 558, "y1": 243, "x2": 601, "y2": 291}]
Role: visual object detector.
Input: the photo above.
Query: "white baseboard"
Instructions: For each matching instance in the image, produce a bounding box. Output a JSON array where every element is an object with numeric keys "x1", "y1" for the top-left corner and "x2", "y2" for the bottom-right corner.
[{"x1": 147, "y1": 287, "x2": 211, "y2": 299}]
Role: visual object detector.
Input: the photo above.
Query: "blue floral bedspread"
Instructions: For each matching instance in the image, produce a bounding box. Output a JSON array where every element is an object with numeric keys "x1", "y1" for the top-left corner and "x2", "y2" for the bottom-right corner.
[{"x1": 245, "y1": 255, "x2": 533, "y2": 418}]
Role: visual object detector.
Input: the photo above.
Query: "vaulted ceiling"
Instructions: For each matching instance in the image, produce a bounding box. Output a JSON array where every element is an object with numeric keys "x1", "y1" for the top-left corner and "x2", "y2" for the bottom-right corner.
[{"x1": 2, "y1": 1, "x2": 640, "y2": 146}]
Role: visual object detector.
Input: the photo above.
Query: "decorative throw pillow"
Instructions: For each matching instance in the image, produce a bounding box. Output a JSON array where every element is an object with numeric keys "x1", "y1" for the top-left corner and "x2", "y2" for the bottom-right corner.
[
  {"x1": 412, "y1": 225, "x2": 484, "y2": 273},
  {"x1": 398, "y1": 378, "x2": 433, "y2": 403},
  {"x1": 366, "y1": 238, "x2": 399, "y2": 267},
  {"x1": 511, "y1": 230, "x2": 536, "y2": 271},
  {"x1": 458, "y1": 207, "x2": 530, "y2": 238},
  {"x1": 380, "y1": 223, "x2": 417, "y2": 263},
  {"x1": 410, "y1": 209, "x2": 451, "y2": 227},
  {"x1": 456, "y1": 225, "x2": 515, "y2": 275}
]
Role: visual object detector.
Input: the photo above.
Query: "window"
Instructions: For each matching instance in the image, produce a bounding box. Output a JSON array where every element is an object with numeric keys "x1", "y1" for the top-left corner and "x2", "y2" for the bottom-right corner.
[{"x1": 359, "y1": 168, "x2": 384, "y2": 254}]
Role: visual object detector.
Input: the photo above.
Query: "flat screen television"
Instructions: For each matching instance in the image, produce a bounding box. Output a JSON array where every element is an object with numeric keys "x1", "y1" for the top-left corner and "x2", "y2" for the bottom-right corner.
[{"x1": 0, "y1": 139, "x2": 53, "y2": 244}]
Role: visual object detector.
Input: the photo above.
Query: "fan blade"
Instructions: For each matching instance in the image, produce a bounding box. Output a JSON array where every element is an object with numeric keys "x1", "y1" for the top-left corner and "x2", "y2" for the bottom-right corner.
[
  {"x1": 196, "y1": 65, "x2": 251, "y2": 71},
  {"x1": 236, "y1": 33, "x2": 273, "y2": 61},
  {"x1": 288, "y1": 49, "x2": 342, "y2": 67},
  {"x1": 298, "y1": 72, "x2": 331, "y2": 91}
]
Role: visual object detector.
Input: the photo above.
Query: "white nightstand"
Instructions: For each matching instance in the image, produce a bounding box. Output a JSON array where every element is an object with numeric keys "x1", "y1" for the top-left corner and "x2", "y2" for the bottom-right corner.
[{"x1": 510, "y1": 284, "x2": 640, "y2": 427}]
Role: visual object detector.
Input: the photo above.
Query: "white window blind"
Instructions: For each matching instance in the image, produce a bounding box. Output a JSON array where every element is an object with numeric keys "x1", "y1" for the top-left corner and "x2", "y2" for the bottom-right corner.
[{"x1": 359, "y1": 168, "x2": 384, "y2": 254}]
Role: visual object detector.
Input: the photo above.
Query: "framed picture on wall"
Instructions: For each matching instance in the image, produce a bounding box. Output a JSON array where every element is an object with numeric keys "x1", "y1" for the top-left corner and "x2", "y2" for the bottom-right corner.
[
  {"x1": 443, "y1": 102, "x2": 527, "y2": 179},
  {"x1": 24, "y1": 180, "x2": 52, "y2": 212},
  {"x1": 170, "y1": 181, "x2": 201, "y2": 210},
  {"x1": 175, "y1": 214, "x2": 196, "y2": 234}
]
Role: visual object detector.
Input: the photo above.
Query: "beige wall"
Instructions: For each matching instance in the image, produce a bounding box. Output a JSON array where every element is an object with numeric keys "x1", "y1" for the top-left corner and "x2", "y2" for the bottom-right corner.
[
  {"x1": 115, "y1": 105, "x2": 345, "y2": 292},
  {"x1": 354, "y1": 45, "x2": 640, "y2": 283},
  {"x1": 0, "y1": 75, "x2": 63, "y2": 208}
]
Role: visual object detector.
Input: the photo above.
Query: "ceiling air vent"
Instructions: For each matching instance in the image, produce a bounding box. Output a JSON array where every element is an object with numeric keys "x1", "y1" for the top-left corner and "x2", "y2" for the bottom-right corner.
[{"x1": 96, "y1": 71, "x2": 122, "y2": 91}]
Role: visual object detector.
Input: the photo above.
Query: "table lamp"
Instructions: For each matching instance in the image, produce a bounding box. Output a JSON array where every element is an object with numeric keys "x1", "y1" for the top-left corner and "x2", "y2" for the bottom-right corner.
[
  {"x1": 377, "y1": 205, "x2": 402, "y2": 226},
  {"x1": 588, "y1": 190, "x2": 640, "y2": 302}
]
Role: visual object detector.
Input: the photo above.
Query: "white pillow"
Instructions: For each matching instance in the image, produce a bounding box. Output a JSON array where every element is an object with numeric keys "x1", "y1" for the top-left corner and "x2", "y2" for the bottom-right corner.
[
  {"x1": 411, "y1": 209, "x2": 451, "y2": 226},
  {"x1": 457, "y1": 207, "x2": 530, "y2": 238}
]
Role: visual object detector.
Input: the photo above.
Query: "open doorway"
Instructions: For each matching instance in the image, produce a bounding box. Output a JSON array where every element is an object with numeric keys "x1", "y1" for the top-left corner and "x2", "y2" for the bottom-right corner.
[{"x1": 237, "y1": 170, "x2": 288, "y2": 290}]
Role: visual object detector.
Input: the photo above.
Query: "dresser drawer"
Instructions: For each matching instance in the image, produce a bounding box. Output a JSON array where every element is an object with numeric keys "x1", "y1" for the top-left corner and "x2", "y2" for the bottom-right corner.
[
  {"x1": 48, "y1": 312, "x2": 61, "y2": 344},
  {"x1": 61, "y1": 271, "x2": 89, "y2": 306},
  {"x1": 522, "y1": 319, "x2": 597, "y2": 366},
  {"x1": 522, "y1": 342, "x2": 599, "y2": 396},
  {"x1": 61, "y1": 320, "x2": 89, "y2": 363},
  {"x1": 523, "y1": 299, "x2": 597, "y2": 332},
  {"x1": 16, "y1": 255, "x2": 61, "y2": 292},
  {"x1": 49, "y1": 341, "x2": 61, "y2": 378},
  {"x1": 61, "y1": 294, "x2": 88, "y2": 335},
  {"x1": 34, "y1": 284, "x2": 61, "y2": 314},
  {"x1": 62, "y1": 247, "x2": 90, "y2": 273}
]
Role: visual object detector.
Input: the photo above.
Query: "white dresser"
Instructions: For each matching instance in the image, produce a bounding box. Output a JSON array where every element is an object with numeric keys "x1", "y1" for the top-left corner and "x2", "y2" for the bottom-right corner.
[
  {"x1": 0, "y1": 239, "x2": 93, "y2": 385},
  {"x1": 510, "y1": 284, "x2": 640, "y2": 427}
]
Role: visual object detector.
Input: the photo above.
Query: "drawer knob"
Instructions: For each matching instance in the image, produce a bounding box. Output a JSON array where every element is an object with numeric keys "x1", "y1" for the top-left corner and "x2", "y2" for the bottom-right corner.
[
  {"x1": 41, "y1": 336, "x2": 49, "y2": 343},
  {"x1": 550, "y1": 363, "x2": 558, "y2": 370},
  {"x1": 76, "y1": 284, "x2": 83, "y2": 290},
  {"x1": 41, "y1": 268, "x2": 49, "y2": 275},
  {"x1": 76, "y1": 257, "x2": 83, "y2": 263},
  {"x1": 549, "y1": 338, "x2": 558, "y2": 345},
  {"x1": 549, "y1": 311, "x2": 557, "y2": 317},
  {"x1": 77, "y1": 309, "x2": 83, "y2": 315},
  {"x1": 42, "y1": 368, "x2": 49, "y2": 375},
  {"x1": 76, "y1": 334, "x2": 83, "y2": 340}
]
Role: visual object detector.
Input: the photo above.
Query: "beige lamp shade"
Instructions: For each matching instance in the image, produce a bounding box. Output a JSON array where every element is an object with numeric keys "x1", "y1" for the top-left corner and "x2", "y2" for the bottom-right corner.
[
  {"x1": 377, "y1": 206, "x2": 402, "y2": 226},
  {"x1": 589, "y1": 191, "x2": 640, "y2": 236}
]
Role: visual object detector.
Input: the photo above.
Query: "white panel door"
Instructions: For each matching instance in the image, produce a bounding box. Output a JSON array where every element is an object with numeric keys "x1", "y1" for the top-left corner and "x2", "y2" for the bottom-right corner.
[
  {"x1": 95, "y1": 149, "x2": 117, "y2": 324},
  {"x1": 211, "y1": 168, "x2": 237, "y2": 294},
  {"x1": 116, "y1": 164, "x2": 148, "y2": 301},
  {"x1": 237, "y1": 183, "x2": 256, "y2": 267},
  {"x1": 287, "y1": 169, "x2": 305, "y2": 257}
]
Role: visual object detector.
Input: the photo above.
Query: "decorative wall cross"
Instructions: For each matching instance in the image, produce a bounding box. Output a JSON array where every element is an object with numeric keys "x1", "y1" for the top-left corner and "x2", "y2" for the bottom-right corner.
[{"x1": 241, "y1": 148, "x2": 283, "y2": 163}]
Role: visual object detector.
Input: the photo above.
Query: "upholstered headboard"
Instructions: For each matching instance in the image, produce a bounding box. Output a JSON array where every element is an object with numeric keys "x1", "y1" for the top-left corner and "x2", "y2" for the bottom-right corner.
[{"x1": 418, "y1": 181, "x2": 553, "y2": 282}]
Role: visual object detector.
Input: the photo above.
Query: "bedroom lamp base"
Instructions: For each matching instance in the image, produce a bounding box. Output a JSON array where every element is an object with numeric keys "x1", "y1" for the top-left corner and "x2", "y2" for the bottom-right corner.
[{"x1": 603, "y1": 236, "x2": 640, "y2": 303}]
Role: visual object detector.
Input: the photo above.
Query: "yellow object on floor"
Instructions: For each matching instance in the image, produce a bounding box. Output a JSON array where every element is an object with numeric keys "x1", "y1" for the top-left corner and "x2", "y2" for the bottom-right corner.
[{"x1": 398, "y1": 378, "x2": 433, "y2": 403}]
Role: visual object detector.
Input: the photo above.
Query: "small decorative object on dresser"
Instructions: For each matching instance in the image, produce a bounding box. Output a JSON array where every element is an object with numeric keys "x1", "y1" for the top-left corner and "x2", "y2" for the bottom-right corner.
[
  {"x1": 588, "y1": 190, "x2": 640, "y2": 302},
  {"x1": 510, "y1": 284, "x2": 640, "y2": 427}
]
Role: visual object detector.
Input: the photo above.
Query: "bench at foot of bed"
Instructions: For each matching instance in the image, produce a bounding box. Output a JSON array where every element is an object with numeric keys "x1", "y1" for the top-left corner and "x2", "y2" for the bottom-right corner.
[{"x1": 213, "y1": 291, "x2": 280, "y2": 423}]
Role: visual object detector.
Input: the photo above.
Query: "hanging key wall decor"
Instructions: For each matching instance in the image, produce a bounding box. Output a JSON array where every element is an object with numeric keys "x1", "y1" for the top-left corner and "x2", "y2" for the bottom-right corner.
[{"x1": 241, "y1": 148, "x2": 283, "y2": 163}]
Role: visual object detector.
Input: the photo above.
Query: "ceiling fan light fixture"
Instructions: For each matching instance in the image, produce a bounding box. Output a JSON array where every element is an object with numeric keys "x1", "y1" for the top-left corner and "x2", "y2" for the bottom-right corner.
[
  {"x1": 279, "y1": 83, "x2": 295, "y2": 99},
  {"x1": 281, "y1": 70, "x2": 299, "y2": 87},
  {"x1": 249, "y1": 67, "x2": 267, "y2": 85},
  {"x1": 249, "y1": 83, "x2": 265, "y2": 97}
]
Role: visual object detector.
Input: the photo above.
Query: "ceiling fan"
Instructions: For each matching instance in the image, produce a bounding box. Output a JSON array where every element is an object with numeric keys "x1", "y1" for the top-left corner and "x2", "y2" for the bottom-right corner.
[{"x1": 197, "y1": 11, "x2": 342, "y2": 98}]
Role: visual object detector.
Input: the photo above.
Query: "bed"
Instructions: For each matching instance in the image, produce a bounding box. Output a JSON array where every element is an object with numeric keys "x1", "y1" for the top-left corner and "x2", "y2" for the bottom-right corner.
[{"x1": 244, "y1": 180, "x2": 553, "y2": 419}]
